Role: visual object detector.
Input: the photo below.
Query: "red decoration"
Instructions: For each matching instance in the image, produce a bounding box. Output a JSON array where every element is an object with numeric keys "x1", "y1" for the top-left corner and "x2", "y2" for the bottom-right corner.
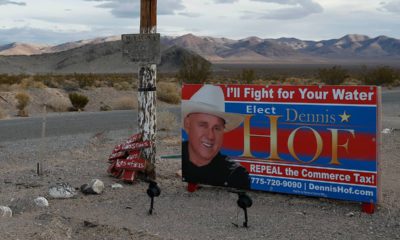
[{"x1": 107, "y1": 133, "x2": 151, "y2": 183}]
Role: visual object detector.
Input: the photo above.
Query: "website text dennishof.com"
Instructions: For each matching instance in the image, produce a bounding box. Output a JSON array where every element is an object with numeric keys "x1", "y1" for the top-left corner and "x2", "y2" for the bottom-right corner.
[{"x1": 306, "y1": 183, "x2": 374, "y2": 196}]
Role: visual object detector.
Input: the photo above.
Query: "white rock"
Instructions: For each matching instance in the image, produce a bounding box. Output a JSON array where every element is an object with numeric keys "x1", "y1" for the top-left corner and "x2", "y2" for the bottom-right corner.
[
  {"x1": 49, "y1": 183, "x2": 77, "y2": 199},
  {"x1": 346, "y1": 212, "x2": 355, "y2": 217},
  {"x1": 34, "y1": 197, "x2": 49, "y2": 207},
  {"x1": 89, "y1": 179, "x2": 104, "y2": 194},
  {"x1": 0, "y1": 206, "x2": 12, "y2": 217},
  {"x1": 111, "y1": 183, "x2": 123, "y2": 189},
  {"x1": 382, "y1": 128, "x2": 393, "y2": 134}
]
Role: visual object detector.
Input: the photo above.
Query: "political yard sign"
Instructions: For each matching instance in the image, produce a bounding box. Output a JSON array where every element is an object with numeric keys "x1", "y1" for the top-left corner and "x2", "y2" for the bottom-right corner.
[{"x1": 182, "y1": 84, "x2": 381, "y2": 204}]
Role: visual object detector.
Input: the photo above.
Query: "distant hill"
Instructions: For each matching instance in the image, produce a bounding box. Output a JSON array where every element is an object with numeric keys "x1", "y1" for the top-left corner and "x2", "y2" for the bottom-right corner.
[
  {"x1": 161, "y1": 33, "x2": 400, "y2": 64},
  {"x1": 0, "y1": 42, "x2": 49, "y2": 56},
  {"x1": 1, "y1": 33, "x2": 400, "y2": 74},
  {"x1": 0, "y1": 36, "x2": 120, "y2": 56},
  {"x1": 0, "y1": 40, "x2": 206, "y2": 74}
]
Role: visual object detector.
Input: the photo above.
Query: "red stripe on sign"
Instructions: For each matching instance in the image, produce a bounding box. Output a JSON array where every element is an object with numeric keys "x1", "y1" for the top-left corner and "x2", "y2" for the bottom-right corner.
[
  {"x1": 182, "y1": 84, "x2": 203, "y2": 100},
  {"x1": 240, "y1": 161, "x2": 377, "y2": 186},
  {"x1": 223, "y1": 127, "x2": 376, "y2": 161},
  {"x1": 220, "y1": 85, "x2": 377, "y2": 105}
]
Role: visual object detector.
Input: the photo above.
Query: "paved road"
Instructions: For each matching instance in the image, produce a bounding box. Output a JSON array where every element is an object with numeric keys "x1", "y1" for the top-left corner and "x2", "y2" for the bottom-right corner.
[
  {"x1": 0, "y1": 108, "x2": 180, "y2": 142},
  {"x1": 382, "y1": 88, "x2": 400, "y2": 104},
  {"x1": 0, "y1": 89, "x2": 398, "y2": 142}
]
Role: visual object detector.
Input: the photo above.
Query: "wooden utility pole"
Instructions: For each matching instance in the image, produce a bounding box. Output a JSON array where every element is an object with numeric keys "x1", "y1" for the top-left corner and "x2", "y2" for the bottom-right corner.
[
  {"x1": 139, "y1": 0, "x2": 157, "y2": 180},
  {"x1": 122, "y1": 0, "x2": 160, "y2": 180}
]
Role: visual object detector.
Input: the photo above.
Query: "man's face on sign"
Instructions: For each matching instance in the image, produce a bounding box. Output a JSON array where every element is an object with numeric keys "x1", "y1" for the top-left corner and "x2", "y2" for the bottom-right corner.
[{"x1": 184, "y1": 113, "x2": 225, "y2": 167}]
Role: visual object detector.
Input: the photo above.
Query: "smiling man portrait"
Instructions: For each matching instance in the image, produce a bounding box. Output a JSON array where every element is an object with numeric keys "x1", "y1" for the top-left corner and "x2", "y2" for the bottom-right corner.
[{"x1": 182, "y1": 84, "x2": 250, "y2": 189}]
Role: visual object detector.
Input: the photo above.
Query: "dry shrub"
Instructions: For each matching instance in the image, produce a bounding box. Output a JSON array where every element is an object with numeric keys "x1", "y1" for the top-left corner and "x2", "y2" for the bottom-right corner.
[
  {"x1": 283, "y1": 77, "x2": 301, "y2": 85},
  {"x1": 0, "y1": 84, "x2": 11, "y2": 91},
  {"x1": 19, "y1": 77, "x2": 46, "y2": 89},
  {"x1": 362, "y1": 66, "x2": 398, "y2": 86},
  {"x1": 318, "y1": 66, "x2": 348, "y2": 85},
  {"x1": 68, "y1": 92, "x2": 89, "y2": 111},
  {"x1": 0, "y1": 106, "x2": 7, "y2": 119},
  {"x1": 112, "y1": 96, "x2": 137, "y2": 110},
  {"x1": 61, "y1": 80, "x2": 80, "y2": 92},
  {"x1": 178, "y1": 54, "x2": 211, "y2": 84},
  {"x1": 341, "y1": 78, "x2": 362, "y2": 85},
  {"x1": 15, "y1": 92, "x2": 30, "y2": 117},
  {"x1": 47, "y1": 95, "x2": 70, "y2": 112},
  {"x1": 239, "y1": 69, "x2": 256, "y2": 84},
  {"x1": 158, "y1": 111, "x2": 178, "y2": 131},
  {"x1": 99, "y1": 102, "x2": 112, "y2": 111},
  {"x1": 113, "y1": 81, "x2": 133, "y2": 91},
  {"x1": 252, "y1": 79, "x2": 269, "y2": 85},
  {"x1": 157, "y1": 82, "x2": 181, "y2": 104},
  {"x1": 94, "y1": 80, "x2": 107, "y2": 88}
]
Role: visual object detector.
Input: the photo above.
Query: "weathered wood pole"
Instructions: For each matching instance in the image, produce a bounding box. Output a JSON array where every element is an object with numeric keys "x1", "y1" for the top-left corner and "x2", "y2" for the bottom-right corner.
[
  {"x1": 139, "y1": 0, "x2": 157, "y2": 179},
  {"x1": 38, "y1": 104, "x2": 47, "y2": 176}
]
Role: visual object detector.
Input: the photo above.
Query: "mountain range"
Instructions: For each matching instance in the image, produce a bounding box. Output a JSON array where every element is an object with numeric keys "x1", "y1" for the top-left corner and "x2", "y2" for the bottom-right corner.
[
  {"x1": 161, "y1": 34, "x2": 400, "y2": 63},
  {"x1": 0, "y1": 33, "x2": 399, "y2": 74}
]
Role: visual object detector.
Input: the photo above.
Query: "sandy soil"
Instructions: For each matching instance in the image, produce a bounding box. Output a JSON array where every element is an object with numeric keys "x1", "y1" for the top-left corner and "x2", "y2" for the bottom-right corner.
[{"x1": 0, "y1": 87, "x2": 399, "y2": 240}]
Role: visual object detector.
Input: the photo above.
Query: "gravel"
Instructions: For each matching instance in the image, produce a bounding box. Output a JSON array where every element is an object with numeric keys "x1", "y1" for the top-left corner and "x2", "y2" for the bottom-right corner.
[{"x1": 0, "y1": 88, "x2": 399, "y2": 239}]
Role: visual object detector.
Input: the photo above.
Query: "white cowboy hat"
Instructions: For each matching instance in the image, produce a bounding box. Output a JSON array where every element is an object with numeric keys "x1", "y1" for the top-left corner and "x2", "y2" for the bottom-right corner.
[{"x1": 182, "y1": 85, "x2": 243, "y2": 132}]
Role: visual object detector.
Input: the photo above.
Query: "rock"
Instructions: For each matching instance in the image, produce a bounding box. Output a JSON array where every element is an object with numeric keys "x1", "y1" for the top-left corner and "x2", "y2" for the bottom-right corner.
[
  {"x1": 49, "y1": 183, "x2": 77, "y2": 199},
  {"x1": 90, "y1": 179, "x2": 104, "y2": 194},
  {"x1": 346, "y1": 212, "x2": 355, "y2": 217},
  {"x1": 9, "y1": 198, "x2": 36, "y2": 214},
  {"x1": 111, "y1": 183, "x2": 123, "y2": 189},
  {"x1": 81, "y1": 179, "x2": 104, "y2": 194},
  {"x1": 80, "y1": 184, "x2": 96, "y2": 194},
  {"x1": 83, "y1": 220, "x2": 98, "y2": 228},
  {"x1": 0, "y1": 206, "x2": 12, "y2": 217},
  {"x1": 34, "y1": 197, "x2": 49, "y2": 207},
  {"x1": 382, "y1": 128, "x2": 393, "y2": 134},
  {"x1": 294, "y1": 211, "x2": 306, "y2": 215}
]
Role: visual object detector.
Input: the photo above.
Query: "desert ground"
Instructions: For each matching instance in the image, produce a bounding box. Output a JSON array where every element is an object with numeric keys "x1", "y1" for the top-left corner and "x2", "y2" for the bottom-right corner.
[{"x1": 0, "y1": 86, "x2": 399, "y2": 240}]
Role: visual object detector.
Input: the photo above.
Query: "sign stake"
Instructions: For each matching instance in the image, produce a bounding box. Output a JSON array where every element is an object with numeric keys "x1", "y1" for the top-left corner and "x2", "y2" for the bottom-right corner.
[{"x1": 38, "y1": 104, "x2": 47, "y2": 175}]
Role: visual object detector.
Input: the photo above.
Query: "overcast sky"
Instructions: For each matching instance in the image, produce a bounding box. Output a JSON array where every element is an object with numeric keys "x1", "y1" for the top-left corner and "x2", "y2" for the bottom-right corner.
[{"x1": 0, "y1": 0, "x2": 400, "y2": 45}]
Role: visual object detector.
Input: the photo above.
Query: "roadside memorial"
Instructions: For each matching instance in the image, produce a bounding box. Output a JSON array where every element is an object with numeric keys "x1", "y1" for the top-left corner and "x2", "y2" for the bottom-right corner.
[
  {"x1": 182, "y1": 84, "x2": 381, "y2": 213},
  {"x1": 122, "y1": 0, "x2": 160, "y2": 179},
  {"x1": 107, "y1": 133, "x2": 151, "y2": 183}
]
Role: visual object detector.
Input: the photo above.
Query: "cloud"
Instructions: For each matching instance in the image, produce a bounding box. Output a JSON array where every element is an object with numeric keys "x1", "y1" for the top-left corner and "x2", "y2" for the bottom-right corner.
[
  {"x1": 84, "y1": 0, "x2": 185, "y2": 18},
  {"x1": 212, "y1": 0, "x2": 239, "y2": 3},
  {"x1": 0, "y1": 0, "x2": 26, "y2": 6},
  {"x1": 178, "y1": 12, "x2": 202, "y2": 18},
  {"x1": 380, "y1": 1, "x2": 400, "y2": 13},
  {"x1": 0, "y1": 26, "x2": 120, "y2": 45},
  {"x1": 245, "y1": 0, "x2": 323, "y2": 19}
]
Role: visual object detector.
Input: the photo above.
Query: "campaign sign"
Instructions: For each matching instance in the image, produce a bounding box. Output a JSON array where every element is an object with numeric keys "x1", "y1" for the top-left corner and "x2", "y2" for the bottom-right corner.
[{"x1": 182, "y1": 84, "x2": 381, "y2": 203}]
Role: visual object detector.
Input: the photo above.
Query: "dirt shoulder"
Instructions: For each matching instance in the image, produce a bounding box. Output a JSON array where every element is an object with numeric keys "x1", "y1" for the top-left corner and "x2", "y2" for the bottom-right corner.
[
  {"x1": 0, "y1": 128, "x2": 399, "y2": 240},
  {"x1": 0, "y1": 87, "x2": 399, "y2": 239}
]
